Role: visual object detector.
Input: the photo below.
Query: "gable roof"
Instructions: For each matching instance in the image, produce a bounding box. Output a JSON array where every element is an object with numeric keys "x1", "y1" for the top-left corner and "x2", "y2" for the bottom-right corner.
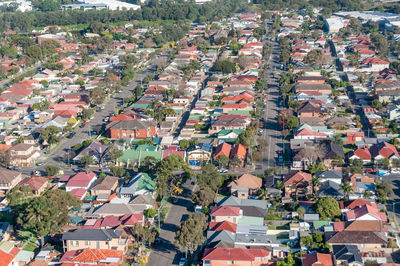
[
  {"x1": 71, "y1": 248, "x2": 123, "y2": 263},
  {"x1": 227, "y1": 173, "x2": 262, "y2": 189},
  {"x1": 66, "y1": 172, "x2": 96, "y2": 188},
  {"x1": 214, "y1": 142, "x2": 231, "y2": 160},
  {"x1": 326, "y1": 231, "x2": 388, "y2": 244},
  {"x1": 332, "y1": 245, "x2": 362, "y2": 264},
  {"x1": 339, "y1": 199, "x2": 377, "y2": 210},
  {"x1": 210, "y1": 206, "x2": 240, "y2": 217},
  {"x1": 348, "y1": 148, "x2": 371, "y2": 160},
  {"x1": 62, "y1": 229, "x2": 122, "y2": 241},
  {"x1": 284, "y1": 171, "x2": 312, "y2": 186},
  {"x1": 202, "y1": 248, "x2": 269, "y2": 262},
  {"x1": 345, "y1": 204, "x2": 387, "y2": 222},
  {"x1": 0, "y1": 168, "x2": 21, "y2": 184},
  {"x1": 370, "y1": 141, "x2": 399, "y2": 159},
  {"x1": 209, "y1": 221, "x2": 237, "y2": 233},
  {"x1": 302, "y1": 253, "x2": 333, "y2": 266}
]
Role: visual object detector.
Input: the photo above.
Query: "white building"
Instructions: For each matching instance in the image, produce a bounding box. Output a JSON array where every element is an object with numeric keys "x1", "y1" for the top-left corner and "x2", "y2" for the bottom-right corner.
[{"x1": 324, "y1": 16, "x2": 348, "y2": 33}]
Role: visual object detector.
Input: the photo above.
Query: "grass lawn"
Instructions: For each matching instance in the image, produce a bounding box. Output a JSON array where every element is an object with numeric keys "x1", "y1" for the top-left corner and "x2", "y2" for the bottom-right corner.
[{"x1": 343, "y1": 147, "x2": 353, "y2": 154}]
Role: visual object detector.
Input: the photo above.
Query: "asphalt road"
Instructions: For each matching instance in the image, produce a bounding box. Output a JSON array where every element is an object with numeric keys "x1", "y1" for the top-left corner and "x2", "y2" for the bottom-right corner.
[
  {"x1": 20, "y1": 52, "x2": 169, "y2": 176},
  {"x1": 147, "y1": 179, "x2": 194, "y2": 266}
]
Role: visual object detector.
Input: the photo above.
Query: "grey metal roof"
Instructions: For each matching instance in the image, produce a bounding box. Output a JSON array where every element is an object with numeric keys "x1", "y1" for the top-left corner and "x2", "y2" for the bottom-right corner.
[
  {"x1": 332, "y1": 245, "x2": 363, "y2": 264},
  {"x1": 236, "y1": 224, "x2": 268, "y2": 235},
  {"x1": 235, "y1": 233, "x2": 280, "y2": 245},
  {"x1": 240, "y1": 206, "x2": 266, "y2": 218},
  {"x1": 207, "y1": 230, "x2": 235, "y2": 244},
  {"x1": 62, "y1": 229, "x2": 122, "y2": 241},
  {"x1": 216, "y1": 196, "x2": 268, "y2": 210}
]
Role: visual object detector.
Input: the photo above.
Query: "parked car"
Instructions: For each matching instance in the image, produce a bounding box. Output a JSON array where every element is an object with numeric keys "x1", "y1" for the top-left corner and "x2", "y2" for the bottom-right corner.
[
  {"x1": 101, "y1": 167, "x2": 110, "y2": 172},
  {"x1": 179, "y1": 257, "x2": 186, "y2": 266},
  {"x1": 391, "y1": 169, "x2": 400, "y2": 174},
  {"x1": 73, "y1": 168, "x2": 83, "y2": 172}
]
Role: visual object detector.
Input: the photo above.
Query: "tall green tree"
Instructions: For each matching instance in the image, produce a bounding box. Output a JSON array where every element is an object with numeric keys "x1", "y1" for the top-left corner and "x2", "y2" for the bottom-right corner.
[
  {"x1": 314, "y1": 196, "x2": 341, "y2": 219},
  {"x1": 175, "y1": 212, "x2": 207, "y2": 256}
]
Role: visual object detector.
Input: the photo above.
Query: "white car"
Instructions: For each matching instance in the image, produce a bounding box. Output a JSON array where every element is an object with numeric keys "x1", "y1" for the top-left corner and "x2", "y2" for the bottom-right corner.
[{"x1": 391, "y1": 170, "x2": 400, "y2": 174}]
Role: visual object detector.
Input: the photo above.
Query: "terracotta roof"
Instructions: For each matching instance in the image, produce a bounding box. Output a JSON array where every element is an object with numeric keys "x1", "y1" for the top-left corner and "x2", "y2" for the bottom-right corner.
[
  {"x1": 214, "y1": 142, "x2": 231, "y2": 160},
  {"x1": 227, "y1": 173, "x2": 262, "y2": 189},
  {"x1": 230, "y1": 144, "x2": 247, "y2": 159},
  {"x1": 0, "y1": 247, "x2": 20, "y2": 266},
  {"x1": 344, "y1": 220, "x2": 387, "y2": 232},
  {"x1": 283, "y1": 171, "x2": 312, "y2": 186},
  {"x1": 66, "y1": 172, "x2": 96, "y2": 188},
  {"x1": 19, "y1": 176, "x2": 47, "y2": 192},
  {"x1": 370, "y1": 141, "x2": 399, "y2": 159},
  {"x1": 210, "y1": 206, "x2": 240, "y2": 217},
  {"x1": 348, "y1": 148, "x2": 371, "y2": 160},
  {"x1": 339, "y1": 199, "x2": 377, "y2": 210},
  {"x1": 302, "y1": 253, "x2": 333, "y2": 266},
  {"x1": 67, "y1": 248, "x2": 123, "y2": 263},
  {"x1": 209, "y1": 221, "x2": 237, "y2": 233},
  {"x1": 202, "y1": 248, "x2": 269, "y2": 261}
]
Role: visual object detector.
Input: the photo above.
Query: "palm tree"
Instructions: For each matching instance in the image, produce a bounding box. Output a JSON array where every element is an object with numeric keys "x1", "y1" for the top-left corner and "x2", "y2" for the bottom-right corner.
[
  {"x1": 340, "y1": 182, "x2": 353, "y2": 200},
  {"x1": 258, "y1": 188, "x2": 267, "y2": 200},
  {"x1": 362, "y1": 190, "x2": 373, "y2": 199},
  {"x1": 312, "y1": 175, "x2": 321, "y2": 195}
]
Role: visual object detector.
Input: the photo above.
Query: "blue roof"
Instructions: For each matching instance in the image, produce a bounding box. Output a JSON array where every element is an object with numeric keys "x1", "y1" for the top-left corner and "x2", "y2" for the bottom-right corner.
[{"x1": 357, "y1": 182, "x2": 375, "y2": 190}]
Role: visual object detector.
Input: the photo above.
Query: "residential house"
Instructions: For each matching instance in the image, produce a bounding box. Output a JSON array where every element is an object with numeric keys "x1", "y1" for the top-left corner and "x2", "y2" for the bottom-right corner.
[
  {"x1": 60, "y1": 248, "x2": 124, "y2": 265},
  {"x1": 347, "y1": 148, "x2": 372, "y2": 164},
  {"x1": 107, "y1": 120, "x2": 158, "y2": 139},
  {"x1": 345, "y1": 204, "x2": 387, "y2": 222},
  {"x1": 0, "y1": 168, "x2": 24, "y2": 194},
  {"x1": 227, "y1": 173, "x2": 262, "y2": 199},
  {"x1": 302, "y1": 253, "x2": 333, "y2": 266},
  {"x1": 283, "y1": 171, "x2": 312, "y2": 199},
  {"x1": 332, "y1": 245, "x2": 363, "y2": 266},
  {"x1": 230, "y1": 144, "x2": 247, "y2": 166},
  {"x1": 90, "y1": 176, "x2": 119, "y2": 197},
  {"x1": 117, "y1": 172, "x2": 155, "y2": 198},
  {"x1": 325, "y1": 231, "x2": 388, "y2": 251},
  {"x1": 210, "y1": 206, "x2": 241, "y2": 224},
  {"x1": 18, "y1": 176, "x2": 48, "y2": 196},
  {"x1": 65, "y1": 172, "x2": 97, "y2": 192},
  {"x1": 73, "y1": 142, "x2": 109, "y2": 165},
  {"x1": 187, "y1": 143, "x2": 212, "y2": 168},
  {"x1": 8, "y1": 144, "x2": 40, "y2": 166},
  {"x1": 62, "y1": 229, "x2": 128, "y2": 252},
  {"x1": 369, "y1": 141, "x2": 400, "y2": 163},
  {"x1": 202, "y1": 248, "x2": 270, "y2": 266},
  {"x1": 214, "y1": 142, "x2": 231, "y2": 161}
]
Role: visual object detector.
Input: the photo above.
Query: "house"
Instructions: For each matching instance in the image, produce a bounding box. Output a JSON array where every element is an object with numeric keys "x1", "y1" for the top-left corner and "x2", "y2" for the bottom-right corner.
[
  {"x1": 62, "y1": 229, "x2": 128, "y2": 252},
  {"x1": 369, "y1": 141, "x2": 400, "y2": 162},
  {"x1": 230, "y1": 144, "x2": 247, "y2": 165},
  {"x1": 8, "y1": 144, "x2": 40, "y2": 166},
  {"x1": 318, "y1": 180, "x2": 344, "y2": 199},
  {"x1": 332, "y1": 245, "x2": 363, "y2": 266},
  {"x1": 117, "y1": 172, "x2": 155, "y2": 198},
  {"x1": 210, "y1": 206, "x2": 241, "y2": 224},
  {"x1": 227, "y1": 173, "x2": 262, "y2": 199},
  {"x1": 348, "y1": 148, "x2": 372, "y2": 164},
  {"x1": 283, "y1": 171, "x2": 312, "y2": 199},
  {"x1": 107, "y1": 120, "x2": 158, "y2": 139},
  {"x1": 187, "y1": 143, "x2": 212, "y2": 168},
  {"x1": 347, "y1": 132, "x2": 364, "y2": 144},
  {"x1": 209, "y1": 221, "x2": 238, "y2": 233},
  {"x1": 326, "y1": 231, "x2": 388, "y2": 250},
  {"x1": 60, "y1": 248, "x2": 123, "y2": 265},
  {"x1": 18, "y1": 176, "x2": 48, "y2": 196},
  {"x1": 217, "y1": 129, "x2": 243, "y2": 142},
  {"x1": 214, "y1": 142, "x2": 231, "y2": 160},
  {"x1": 65, "y1": 172, "x2": 97, "y2": 192},
  {"x1": 389, "y1": 105, "x2": 400, "y2": 120},
  {"x1": 315, "y1": 170, "x2": 342, "y2": 184},
  {"x1": 202, "y1": 248, "x2": 270, "y2": 266},
  {"x1": 339, "y1": 199, "x2": 377, "y2": 211},
  {"x1": 345, "y1": 204, "x2": 387, "y2": 222},
  {"x1": 90, "y1": 176, "x2": 119, "y2": 196},
  {"x1": 73, "y1": 142, "x2": 109, "y2": 165},
  {"x1": 302, "y1": 253, "x2": 333, "y2": 266},
  {"x1": 0, "y1": 168, "x2": 24, "y2": 194}
]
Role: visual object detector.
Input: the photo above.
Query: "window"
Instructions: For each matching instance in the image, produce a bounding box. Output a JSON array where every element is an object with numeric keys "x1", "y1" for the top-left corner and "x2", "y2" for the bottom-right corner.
[
  {"x1": 203, "y1": 260, "x2": 210, "y2": 265},
  {"x1": 227, "y1": 261, "x2": 234, "y2": 265},
  {"x1": 257, "y1": 257, "x2": 262, "y2": 262},
  {"x1": 71, "y1": 241, "x2": 78, "y2": 247},
  {"x1": 96, "y1": 241, "x2": 100, "y2": 249},
  {"x1": 86, "y1": 241, "x2": 90, "y2": 246}
]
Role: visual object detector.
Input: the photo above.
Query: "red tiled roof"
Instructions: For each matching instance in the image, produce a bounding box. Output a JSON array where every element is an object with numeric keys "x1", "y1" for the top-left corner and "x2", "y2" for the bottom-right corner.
[
  {"x1": 302, "y1": 253, "x2": 333, "y2": 266},
  {"x1": 210, "y1": 206, "x2": 240, "y2": 217},
  {"x1": 162, "y1": 150, "x2": 185, "y2": 160},
  {"x1": 284, "y1": 171, "x2": 312, "y2": 186},
  {"x1": 209, "y1": 221, "x2": 237, "y2": 233},
  {"x1": 68, "y1": 248, "x2": 123, "y2": 263},
  {"x1": 66, "y1": 172, "x2": 96, "y2": 188},
  {"x1": 339, "y1": 199, "x2": 377, "y2": 210},
  {"x1": 203, "y1": 248, "x2": 269, "y2": 262},
  {"x1": 19, "y1": 176, "x2": 47, "y2": 192},
  {"x1": 69, "y1": 188, "x2": 86, "y2": 200},
  {"x1": 0, "y1": 247, "x2": 20, "y2": 266},
  {"x1": 214, "y1": 142, "x2": 231, "y2": 160},
  {"x1": 349, "y1": 148, "x2": 371, "y2": 160},
  {"x1": 230, "y1": 144, "x2": 247, "y2": 159}
]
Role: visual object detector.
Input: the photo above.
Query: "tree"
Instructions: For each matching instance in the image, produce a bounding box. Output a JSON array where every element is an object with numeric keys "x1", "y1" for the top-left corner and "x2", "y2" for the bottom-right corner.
[
  {"x1": 197, "y1": 164, "x2": 222, "y2": 191},
  {"x1": 314, "y1": 196, "x2": 341, "y2": 219},
  {"x1": 6, "y1": 186, "x2": 34, "y2": 208},
  {"x1": 130, "y1": 223, "x2": 158, "y2": 247},
  {"x1": 110, "y1": 165, "x2": 126, "y2": 177},
  {"x1": 376, "y1": 180, "x2": 393, "y2": 202},
  {"x1": 312, "y1": 175, "x2": 321, "y2": 195},
  {"x1": 44, "y1": 165, "x2": 59, "y2": 176},
  {"x1": 81, "y1": 108, "x2": 95, "y2": 121},
  {"x1": 237, "y1": 127, "x2": 254, "y2": 147},
  {"x1": 371, "y1": 99, "x2": 382, "y2": 110},
  {"x1": 362, "y1": 190, "x2": 373, "y2": 199},
  {"x1": 340, "y1": 182, "x2": 353, "y2": 200},
  {"x1": 16, "y1": 189, "x2": 81, "y2": 245},
  {"x1": 143, "y1": 208, "x2": 157, "y2": 218},
  {"x1": 213, "y1": 60, "x2": 236, "y2": 73},
  {"x1": 106, "y1": 145, "x2": 123, "y2": 164},
  {"x1": 331, "y1": 135, "x2": 343, "y2": 146},
  {"x1": 297, "y1": 207, "x2": 306, "y2": 220},
  {"x1": 192, "y1": 187, "x2": 215, "y2": 207},
  {"x1": 175, "y1": 212, "x2": 207, "y2": 255},
  {"x1": 215, "y1": 155, "x2": 229, "y2": 168},
  {"x1": 308, "y1": 162, "x2": 325, "y2": 174},
  {"x1": 80, "y1": 155, "x2": 94, "y2": 168},
  {"x1": 89, "y1": 87, "x2": 106, "y2": 105},
  {"x1": 40, "y1": 126, "x2": 61, "y2": 148},
  {"x1": 286, "y1": 116, "x2": 299, "y2": 130}
]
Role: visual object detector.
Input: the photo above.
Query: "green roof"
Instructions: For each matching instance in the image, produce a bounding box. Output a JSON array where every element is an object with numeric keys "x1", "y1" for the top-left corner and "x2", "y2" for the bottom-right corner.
[
  {"x1": 137, "y1": 173, "x2": 156, "y2": 192},
  {"x1": 313, "y1": 221, "x2": 330, "y2": 228},
  {"x1": 227, "y1": 110, "x2": 250, "y2": 115},
  {"x1": 118, "y1": 149, "x2": 162, "y2": 163},
  {"x1": 238, "y1": 216, "x2": 264, "y2": 226},
  {"x1": 217, "y1": 129, "x2": 243, "y2": 137},
  {"x1": 129, "y1": 103, "x2": 149, "y2": 108},
  {"x1": 136, "y1": 144, "x2": 157, "y2": 151}
]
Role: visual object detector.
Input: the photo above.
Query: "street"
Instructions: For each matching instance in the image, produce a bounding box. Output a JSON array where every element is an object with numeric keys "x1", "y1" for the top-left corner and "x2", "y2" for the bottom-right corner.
[{"x1": 147, "y1": 179, "x2": 194, "y2": 266}]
